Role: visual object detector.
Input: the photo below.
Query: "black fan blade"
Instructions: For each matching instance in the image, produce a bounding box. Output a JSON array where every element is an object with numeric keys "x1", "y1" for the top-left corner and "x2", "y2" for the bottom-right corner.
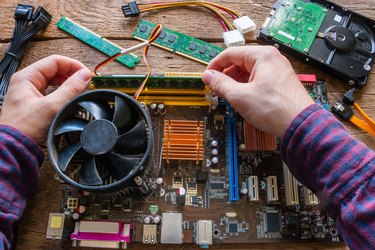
[
  {"x1": 107, "y1": 152, "x2": 141, "y2": 180},
  {"x1": 79, "y1": 157, "x2": 103, "y2": 185},
  {"x1": 54, "y1": 118, "x2": 88, "y2": 135},
  {"x1": 58, "y1": 142, "x2": 81, "y2": 171},
  {"x1": 112, "y1": 96, "x2": 138, "y2": 132},
  {"x1": 78, "y1": 100, "x2": 112, "y2": 120},
  {"x1": 116, "y1": 120, "x2": 147, "y2": 154}
]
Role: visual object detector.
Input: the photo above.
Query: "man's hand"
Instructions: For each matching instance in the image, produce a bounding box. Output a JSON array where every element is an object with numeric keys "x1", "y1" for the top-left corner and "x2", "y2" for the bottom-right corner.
[
  {"x1": 0, "y1": 55, "x2": 92, "y2": 145},
  {"x1": 203, "y1": 46, "x2": 314, "y2": 138}
]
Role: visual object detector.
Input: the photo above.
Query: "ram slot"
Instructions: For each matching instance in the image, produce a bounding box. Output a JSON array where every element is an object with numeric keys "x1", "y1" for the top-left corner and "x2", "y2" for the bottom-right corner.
[
  {"x1": 283, "y1": 163, "x2": 299, "y2": 206},
  {"x1": 227, "y1": 105, "x2": 239, "y2": 202},
  {"x1": 266, "y1": 176, "x2": 279, "y2": 202},
  {"x1": 304, "y1": 187, "x2": 319, "y2": 206},
  {"x1": 248, "y1": 176, "x2": 259, "y2": 202}
]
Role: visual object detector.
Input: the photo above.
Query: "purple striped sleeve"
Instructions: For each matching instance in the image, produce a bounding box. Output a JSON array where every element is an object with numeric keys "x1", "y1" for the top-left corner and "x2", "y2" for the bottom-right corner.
[
  {"x1": 0, "y1": 125, "x2": 44, "y2": 250},
  {"x1": 281, "y1": 103, "x2": 375, "y2": 249}
]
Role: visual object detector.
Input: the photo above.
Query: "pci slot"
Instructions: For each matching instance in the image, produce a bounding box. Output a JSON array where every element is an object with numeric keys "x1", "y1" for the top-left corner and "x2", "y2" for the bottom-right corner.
[
  {"x1": 304, "y1": 187, "x2": 319, "y2": 206},
  {"x1": 248, "y1": 176, "x2": 259, "y2": 202},
  {"x1": 227, "y1": 105, "x2": 239, "y2": 202},
  {"x1": 283, "y1": 163, "x2": 299, "y2": 206},
  {"x1": 266, "y1": 176, "x2": 279, "y2": 202}
]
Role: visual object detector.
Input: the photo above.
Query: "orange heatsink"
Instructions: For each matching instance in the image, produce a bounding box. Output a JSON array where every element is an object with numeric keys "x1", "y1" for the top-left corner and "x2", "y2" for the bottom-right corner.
[
  {"x1": 243, "y1": 121, "x2": 276, "y2": 151},
  {"x1": 163, "y1": 120, "x2": 204, "y2": 163}
]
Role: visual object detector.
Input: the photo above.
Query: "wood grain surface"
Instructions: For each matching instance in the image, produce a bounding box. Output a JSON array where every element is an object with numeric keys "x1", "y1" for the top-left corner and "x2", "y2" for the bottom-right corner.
[{"x1": 0, "y1": 0, "x2": 373, "y2": 249}]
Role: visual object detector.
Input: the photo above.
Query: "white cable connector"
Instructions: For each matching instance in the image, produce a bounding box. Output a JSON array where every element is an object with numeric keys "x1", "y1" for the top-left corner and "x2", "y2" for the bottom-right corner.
[
  {"x1": 223, "y1": 30, "x2": 245, "y2": 47},
  {"x1": 233, "y1": 16, "x2": 257, "y2": 34}
]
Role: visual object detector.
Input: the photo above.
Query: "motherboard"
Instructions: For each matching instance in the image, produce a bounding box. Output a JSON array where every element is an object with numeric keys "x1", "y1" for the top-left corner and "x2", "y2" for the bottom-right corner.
[{"x1": 46, "y1": 74, "x2": 340, "y2": 248}]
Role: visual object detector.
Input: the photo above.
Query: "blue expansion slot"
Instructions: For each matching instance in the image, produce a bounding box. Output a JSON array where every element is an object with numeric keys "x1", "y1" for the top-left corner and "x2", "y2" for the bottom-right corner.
[{"x1": 227, "y1": 104, "x2": 239, "y2": 202}]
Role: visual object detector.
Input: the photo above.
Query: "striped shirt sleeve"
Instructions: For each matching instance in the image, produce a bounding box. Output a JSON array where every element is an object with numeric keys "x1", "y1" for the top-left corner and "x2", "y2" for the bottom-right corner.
[
  {"x1": 0, "y1": 125, "x2": 44, "y2": 250},
  {"x1": 281, "y1": 104, "x2": 375, "y2": 249}
]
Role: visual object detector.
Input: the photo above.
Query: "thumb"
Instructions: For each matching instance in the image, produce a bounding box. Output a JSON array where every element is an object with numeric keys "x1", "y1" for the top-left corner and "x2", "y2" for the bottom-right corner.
[
  {"x1": 202, "y1": 70, "x2": 242, "y2": 98},
  {"x1": 46, "y1": 68, "x2": 92, "y2": 106}
]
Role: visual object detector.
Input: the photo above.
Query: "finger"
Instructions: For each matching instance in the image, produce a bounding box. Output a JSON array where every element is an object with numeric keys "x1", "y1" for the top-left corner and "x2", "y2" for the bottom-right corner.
[
  {"x1": 13, "y1": 55, "x2": 87, "y2": 92},
  {"x1": 202, "y1": 70, "x2": 243, "y2": 99},
  {"x1": 207, "y1": 46, "x2": 279, "y2": 73},
  {"x1": 223, "y1": 65, "x2": 250, "y2": 83},
  {"x1": 44, "y1": 68, "x2": 92, "y2": 107}
]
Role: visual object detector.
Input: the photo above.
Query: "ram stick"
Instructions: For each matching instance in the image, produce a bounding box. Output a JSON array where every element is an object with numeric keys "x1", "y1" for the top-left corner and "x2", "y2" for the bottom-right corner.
[
  {"x1": 132, "y1": 20, "x2": 224, "y2": 64},
  {"x1": 57, "y1": 17, "x2": 140, "y2": 68}
]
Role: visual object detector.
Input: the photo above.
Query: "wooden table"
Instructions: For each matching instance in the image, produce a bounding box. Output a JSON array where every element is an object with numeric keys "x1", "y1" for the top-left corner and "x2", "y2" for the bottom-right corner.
[{"x1": 0, "y1": 0, "x2": 373, "y2": 249}]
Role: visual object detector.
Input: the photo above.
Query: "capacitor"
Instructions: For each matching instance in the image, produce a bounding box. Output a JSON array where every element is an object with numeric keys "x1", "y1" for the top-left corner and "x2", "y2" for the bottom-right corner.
[
  {"x1": 176, "y1": 187, "x2": 186, "y2": 206},
  {"x1": 210, "y1": 140, "x2": 218, "y2": 147},
  {"x1": 150, "y1": 103, "x2": 158, "y2": 112},
  {"x1": 77, "y1": 205, "x2": 86, "y2": 214},
  {"x1": 153, "y1": 215, "x2": 162, "y2": 224},
  {"x1": 240, "y1": 186, "x2": 248, "y2": 195},
  {"x1": 158, "y1": 103, "x2": 166, "y2": 114},
  {"x1": 71, "y1": 212, "x2": 80, "y2": 221},
  {"x1": 177, "y1": 187, "x2": 186, "y2": 196},
  {"x1": 239, "y1": 143, "x2": 246, "y2": 151},
  {"x1": 143, "y1": 216, "x2": 153, "y2": 224},
  {"x1": 210, "y1": 96, "x2": 219, "y2": 110},
  {"x1": 134, "y1": 176, "x2": 149, "y2": 194},
  {"x1": 211, "y1": 156, "x2": 219, "y2": 165},
  {"x1": 210, "y1": 148, "x2": 219, "y2": 156},
  {"x1": 205, "y1": 158, "x2": 212, "y2": 168},
  {"x1": 156, "y1": 177, "x2": 165, "y2": 186}
]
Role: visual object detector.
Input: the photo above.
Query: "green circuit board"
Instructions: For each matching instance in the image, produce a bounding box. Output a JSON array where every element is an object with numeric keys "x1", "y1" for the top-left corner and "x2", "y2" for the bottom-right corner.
[
  {"x1": 263, "y1": 0, "x2": 327, "y2": 52},
  {"x1": 57, "y1": 17, "x2": 140, "y2": 68},
  {"x1": 132, "y1": 20, "x2": 224, "y2": 65}
]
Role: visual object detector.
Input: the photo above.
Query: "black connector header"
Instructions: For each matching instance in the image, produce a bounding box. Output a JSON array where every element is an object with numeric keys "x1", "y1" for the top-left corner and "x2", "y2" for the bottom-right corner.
[
  {"x1": 342, "y1": 88, "x2": 356, "y2": 106},
  {"x1": 14, "y1": 4, "x2": 34, "y2": 21},
  {"x1": 332, "y1": 100, "x2": 354, "y2": 120},
  {"x1": 122, "y1": 1, "x2": 140, "y2": 17},
  {"x1": 32, "y1": 7, "x2": 52, "y2": 29}
]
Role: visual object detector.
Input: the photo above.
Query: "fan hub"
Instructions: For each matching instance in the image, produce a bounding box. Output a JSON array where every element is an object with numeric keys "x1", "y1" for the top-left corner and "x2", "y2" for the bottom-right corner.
[{"x1": 80, "y1": 119, "x2": 118, "y2": 155}]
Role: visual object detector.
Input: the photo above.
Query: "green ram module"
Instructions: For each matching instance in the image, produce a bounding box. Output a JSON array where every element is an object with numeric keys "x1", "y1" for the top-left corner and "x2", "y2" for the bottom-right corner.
[
  {"x1": 263, "y1": 0, "x2": 326, "y2": 53},
  {"x1": 132, "y1": 20, "x2": 224, "y2": 65},
  {"x1": 91, "y1": 74, "x2": 205, "y2": 90},
  {"x1": 57, "y1": 17, "x2": 140, "y2": 68}
]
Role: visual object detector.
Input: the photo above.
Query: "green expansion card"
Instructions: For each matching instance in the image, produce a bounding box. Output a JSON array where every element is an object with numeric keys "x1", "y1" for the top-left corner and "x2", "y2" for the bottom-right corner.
[
  {"x1": 57, "y1": 17, "x2": 140, "y2": 68},
  {"x1": 263, "y1": 0, "x2": 326, "y2": 53},
  {"x1": 132, "y1": 20, "x2": 224, "y2": 65}
]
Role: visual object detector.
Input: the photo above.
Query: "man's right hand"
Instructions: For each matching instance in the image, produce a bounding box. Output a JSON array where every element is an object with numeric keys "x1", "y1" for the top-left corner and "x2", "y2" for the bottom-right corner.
[{"x1": 202, "y1": 46, "x2": 314, "y2": 138}]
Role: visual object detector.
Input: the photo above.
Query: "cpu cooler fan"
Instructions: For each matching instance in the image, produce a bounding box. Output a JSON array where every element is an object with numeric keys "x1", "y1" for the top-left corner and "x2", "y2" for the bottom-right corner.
[{"x1": 47, "y1": 90, "x2": 153, "y2": 193}]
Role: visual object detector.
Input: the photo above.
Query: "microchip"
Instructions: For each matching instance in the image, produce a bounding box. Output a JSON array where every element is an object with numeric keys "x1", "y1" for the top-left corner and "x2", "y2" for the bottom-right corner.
[
  {"x1": 228, "y1": 223, "x2": 238, "y2": 233},
  {"x1": 189, "y1": 42, "x2": 197, "y2": 50},
  {"x1": 188, "y1": 182, "x2": 196, "y2": 190},
  {"x1": 210, "y1": 183, "x2": 224, "y2": 190},
  {"x1": 196, "y1": 170, "x2": 208, "y2": 183},
  {"x1": 174, "y1": 177, "x2": 182, "y2": 183},
  {"x1": 158, "y1": 31, "x2": 166, "y2": 40},
  {"x1": 190, "y1": 196, "x2": 197, "y2": 204},
  {"x1": 168, "y1": 34, "x2": 176, "y2": 43},
  {"x1": 209, "y1": 49, "x2": 218, "y2": 58},
  {"x1": 139, "y1": 24, "x2": 148, "y2": 33},
  {"x1": 265, "y1": 211, "x2": 281, "y2": 233},
  {"x1": 199, "y1": 46, "x2": 207, "y2": 54}
]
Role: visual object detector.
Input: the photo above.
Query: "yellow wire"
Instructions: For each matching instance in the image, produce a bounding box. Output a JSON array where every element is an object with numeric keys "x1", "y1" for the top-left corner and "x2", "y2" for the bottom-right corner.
[
  {"x1": 142, "y1": 1, "x2": 242, "y2": 17},
  {"x1": 140, "y1": 2, "x2": 236, "y2": 30},
  {"x1": 349, "y1": 116, "x2": 375, "y2": 136},
  {"x1": 353, "y1": 102, "x2": 375, "y2": 130}
]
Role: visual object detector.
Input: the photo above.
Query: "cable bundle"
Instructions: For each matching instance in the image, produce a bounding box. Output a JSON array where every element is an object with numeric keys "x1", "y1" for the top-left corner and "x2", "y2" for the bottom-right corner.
[{"x1": 0, "y1": 4, "x2": 51, "y2": 99}]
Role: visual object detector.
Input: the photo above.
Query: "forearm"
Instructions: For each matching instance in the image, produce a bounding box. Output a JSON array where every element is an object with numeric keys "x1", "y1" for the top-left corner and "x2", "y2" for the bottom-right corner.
[
  {"x1": 0, "y1": 125, "x2": 43, "y2": 250},
  {"x1": 281, "y1": 104, "x2": 375, "y2": 249}
]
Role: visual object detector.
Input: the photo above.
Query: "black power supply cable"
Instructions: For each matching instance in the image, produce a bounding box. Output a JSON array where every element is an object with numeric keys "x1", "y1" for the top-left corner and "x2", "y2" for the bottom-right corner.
[{"x1": 0, "y1": 4, "x2": 52, "y2": 104}]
